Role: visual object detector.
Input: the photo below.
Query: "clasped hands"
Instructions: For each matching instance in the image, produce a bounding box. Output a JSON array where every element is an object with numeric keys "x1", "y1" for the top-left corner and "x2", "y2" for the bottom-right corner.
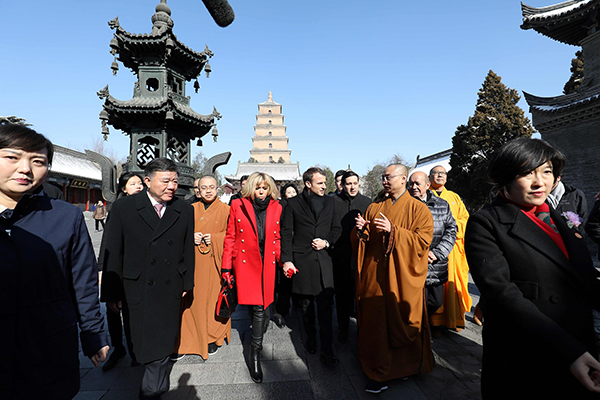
[
  {"x1": 355, "y1": 212, "x2": 391, "y2": 233},
  {"x1": 194, "y1": 231, "x2": 211, "y2": 246}
]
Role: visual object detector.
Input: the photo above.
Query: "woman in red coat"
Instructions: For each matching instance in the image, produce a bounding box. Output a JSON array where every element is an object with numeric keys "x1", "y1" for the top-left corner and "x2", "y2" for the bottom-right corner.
[{"x1": 222, "y1": 172, "x2": 282, "y2": 383}]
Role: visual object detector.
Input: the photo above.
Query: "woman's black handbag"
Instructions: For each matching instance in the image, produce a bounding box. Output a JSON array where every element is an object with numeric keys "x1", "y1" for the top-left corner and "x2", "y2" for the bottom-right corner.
[{"x1": 216, "y1": 284, "x2": 237, "y2": 318}]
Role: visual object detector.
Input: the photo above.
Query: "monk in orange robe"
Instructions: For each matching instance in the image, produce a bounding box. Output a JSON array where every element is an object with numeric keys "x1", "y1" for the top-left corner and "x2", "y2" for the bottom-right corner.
[
  {"x1": 353, "y1": 164, "x2": 434, "y2": 394},
  {"x1": 177, "y1": 176, "x2": 231, "y2": 360},
  {"x1": 428, "y1": 166, "x2": 473, "y2": 330}
]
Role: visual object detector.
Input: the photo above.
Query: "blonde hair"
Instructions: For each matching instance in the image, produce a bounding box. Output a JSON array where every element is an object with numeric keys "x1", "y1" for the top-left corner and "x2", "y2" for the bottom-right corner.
[{"x1": 241, "y1": 172, "x2": 279, "y2": 200}]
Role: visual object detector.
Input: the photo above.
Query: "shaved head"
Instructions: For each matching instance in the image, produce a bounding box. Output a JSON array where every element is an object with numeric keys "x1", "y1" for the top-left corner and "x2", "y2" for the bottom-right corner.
[{"x1": 408, "y1": 171, "x2": 430, "y2": 200}]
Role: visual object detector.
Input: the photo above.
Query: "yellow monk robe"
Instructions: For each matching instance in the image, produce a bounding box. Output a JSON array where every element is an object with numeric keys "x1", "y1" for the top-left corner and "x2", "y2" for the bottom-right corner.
[
  {"x1": 177, "y1": 199, "x2": 230, "y2": 359},
  {"x1": 430, "y1": 188, "x2": 473, "y2": 330},
  {"x1": 353, "y1": 191, "x2": 434, "y2": 382}
]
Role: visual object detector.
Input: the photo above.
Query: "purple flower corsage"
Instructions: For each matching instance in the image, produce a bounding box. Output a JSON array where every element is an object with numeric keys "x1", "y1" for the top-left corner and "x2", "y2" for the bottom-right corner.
[{"x1": 561, "y1": 211, "x2": 582, "y2": 229}]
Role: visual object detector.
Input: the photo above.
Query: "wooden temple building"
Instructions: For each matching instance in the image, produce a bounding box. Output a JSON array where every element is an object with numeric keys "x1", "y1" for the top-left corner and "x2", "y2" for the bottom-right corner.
[
  {"x1": 521, "y1": 0, "x2": 600, "y2": 206},
  {"x1": 97, "y1": 0, "x2": 221, "y2": 197},
  {"x1": 226, "y1": 92, "x2": 302, "y2": 187}
]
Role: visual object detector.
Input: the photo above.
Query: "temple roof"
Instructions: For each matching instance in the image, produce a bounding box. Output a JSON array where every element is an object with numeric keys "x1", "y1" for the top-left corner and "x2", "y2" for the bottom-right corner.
[
  {"x1": 259, "y1": 91, "x2": 281, "y2": 106},
  {"x1": 523, "y1": 87, "x2": 600, "y2": 112},
  {"x1": 108, "y1": 1, "x2": 212, "y2": 80},
  {"x1": 411, "y1": 149, "x2": 452, "y2": 175},
  {"x1": 50, "y1": 145, "x2": 102, "y2": 182},
  {"x1": 100, "y1": 90, "x2": 219, "y2": 137},
  {"x1": 225, "y1": 162, "x2": 302, "y2": 182},
  {"x1": 521, "y1": 0, "x2": 600, "y2": 45}
]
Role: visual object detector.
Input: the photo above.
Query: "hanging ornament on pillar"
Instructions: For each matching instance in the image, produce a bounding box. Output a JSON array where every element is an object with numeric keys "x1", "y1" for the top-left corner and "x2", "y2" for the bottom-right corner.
[
  {"x1": 204, "y1": 61, "x2": 211, "y2": 78},
  {"x1": 194, "y1": 79, "x2": 200, "y2": 93},
  {"x1": 211, "y1": 126, "x2": 219, "y2": 142}
]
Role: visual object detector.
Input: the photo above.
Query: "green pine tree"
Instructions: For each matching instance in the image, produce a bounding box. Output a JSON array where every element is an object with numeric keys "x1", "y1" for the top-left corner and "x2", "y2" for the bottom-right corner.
[
  {"x1": 448, "y1": 70, "x2": 534, "y2": 211},
  {"x1": 563, "y1": 50, "x2": 584, "y2": 95}
]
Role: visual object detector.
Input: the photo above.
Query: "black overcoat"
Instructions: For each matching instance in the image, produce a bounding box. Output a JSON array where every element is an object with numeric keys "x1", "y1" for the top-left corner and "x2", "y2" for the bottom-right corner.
[
  {"x1": 281, "y1": 191, "x2": 342, "y2": 295},
  {"x1": 101, "y1": 190, "x2": 194, "y2": 364},
  {"x1": 465, "y1": 197, "x2": 600, "y2": 399}
]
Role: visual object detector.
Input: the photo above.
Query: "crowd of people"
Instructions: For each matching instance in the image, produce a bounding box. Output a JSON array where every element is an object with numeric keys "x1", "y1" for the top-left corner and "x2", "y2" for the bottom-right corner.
[{"x1": 3, "y1": 121, "x2": 600, "y2": 399}]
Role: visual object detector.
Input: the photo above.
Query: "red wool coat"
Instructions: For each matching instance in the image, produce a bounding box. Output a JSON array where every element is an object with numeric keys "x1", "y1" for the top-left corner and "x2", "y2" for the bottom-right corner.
[{"x1": 222, "y1": 198, "x2": 282, "y2": 307}]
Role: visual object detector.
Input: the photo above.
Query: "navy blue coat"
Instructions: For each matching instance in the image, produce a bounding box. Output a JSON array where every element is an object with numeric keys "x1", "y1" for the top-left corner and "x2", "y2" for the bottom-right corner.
[{"x1": 0, "y1": 190, "x2": 107, "y2": 400}]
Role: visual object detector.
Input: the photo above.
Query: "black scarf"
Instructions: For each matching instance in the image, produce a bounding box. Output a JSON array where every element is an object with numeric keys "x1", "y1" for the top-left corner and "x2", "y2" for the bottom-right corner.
[{"x1": 253, "y1": 197, "x2": 270, "y2": 261}]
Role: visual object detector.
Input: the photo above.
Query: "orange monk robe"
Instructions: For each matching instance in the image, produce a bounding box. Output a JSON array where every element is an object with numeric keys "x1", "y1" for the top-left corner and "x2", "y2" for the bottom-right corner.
[
  {"x1": 177, "y1": 199, "x2": 231, "y2": 359},
  {"x1": 430, "y1": 188, "x2": 473, "y2": 330},
  {"x1": 353, "y1": 191, "x2": 434, "y2": 382}
]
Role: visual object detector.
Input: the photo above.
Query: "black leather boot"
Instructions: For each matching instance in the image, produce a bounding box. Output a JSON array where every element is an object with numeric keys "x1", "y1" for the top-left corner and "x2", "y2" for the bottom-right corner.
[{"x1": 249, "y1": 305, "x2": 265, "y2": 383}]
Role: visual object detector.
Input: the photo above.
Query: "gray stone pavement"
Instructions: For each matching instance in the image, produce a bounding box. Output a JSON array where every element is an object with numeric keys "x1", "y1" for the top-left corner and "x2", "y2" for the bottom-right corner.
[{"x1": 79, "y1": 211, "x2": 483, "y2": 400}]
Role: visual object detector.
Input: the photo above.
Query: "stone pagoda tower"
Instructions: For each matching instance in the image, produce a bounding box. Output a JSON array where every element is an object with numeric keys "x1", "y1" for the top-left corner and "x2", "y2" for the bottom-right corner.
[
  {"x1": 226, "y1": 92, "x2": 301, "y2": 187},
  {"x1": 97, "y1": 0, "x2": 221, "y2": 196},
  {"x1": 521, "y1": 0, "x2": 600, "y2": 206},
  {"x1": 249, "y1": 91, "x2": 291, "y2": 163}
]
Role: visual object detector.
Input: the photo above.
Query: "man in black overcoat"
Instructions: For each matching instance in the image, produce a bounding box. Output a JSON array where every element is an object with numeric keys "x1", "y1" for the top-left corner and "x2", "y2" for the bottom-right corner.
[
  {"x1": 332, "y1": 170, "x2": 371, "y2": 343},
  {"x1": 281, "y1": 167, "x2": 342, "y2": 364},
  {"x1": 101, "y1": 158, "x2": 194, "y2": 399}
]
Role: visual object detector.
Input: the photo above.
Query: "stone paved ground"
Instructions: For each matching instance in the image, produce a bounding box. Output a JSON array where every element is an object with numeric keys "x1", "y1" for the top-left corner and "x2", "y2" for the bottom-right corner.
[{"x1": 78, "y1": 211, "x2": 483, "y2": 400}]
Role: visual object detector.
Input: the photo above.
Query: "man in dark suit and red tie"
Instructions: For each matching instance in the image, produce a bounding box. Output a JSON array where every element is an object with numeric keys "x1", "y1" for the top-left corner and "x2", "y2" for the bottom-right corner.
[{"x1": 101, "y1": 157, "x2": 194, "y2": 399}]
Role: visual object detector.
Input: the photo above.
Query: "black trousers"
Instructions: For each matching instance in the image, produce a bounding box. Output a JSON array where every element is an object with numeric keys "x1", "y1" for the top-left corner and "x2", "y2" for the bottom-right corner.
[
  {"x1": 333, "y1": 261, "x2": 355, "y2": 335},
  {"x1": 106, "y1": 306, "x2": 135, "y2": 360},
  {"x1": 298, "y1": 288, "x2": 335, "y2": 354},
  {"x1": 426, "y1": 284, "x2": 444, "y2": 318},
  {"x1": 140, "y1": 356, "x2": 171, "y2": 398},
  {"x1": 95, "y1": 219, "x2": 105, "y2": 230}
]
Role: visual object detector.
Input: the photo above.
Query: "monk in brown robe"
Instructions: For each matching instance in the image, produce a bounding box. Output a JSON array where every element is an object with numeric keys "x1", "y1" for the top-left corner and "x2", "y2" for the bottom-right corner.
[
  {"x1": 353, "y1": 164, "x2": 434, "y2": 394},
  {"x1": 176, "y1": 176, "x2": 231, "y2": 360}
]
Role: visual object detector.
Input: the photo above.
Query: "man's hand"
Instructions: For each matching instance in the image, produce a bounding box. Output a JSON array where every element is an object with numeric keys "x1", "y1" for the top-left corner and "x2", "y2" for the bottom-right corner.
[
  {"x1": 428, "y1": 251, "x2": 437, "y2": 263},
  {"x1": 373, "y1": 212, "x2": 391, "y2": 233},
  {"x1": 90, "y1": 345, "x2": 109, "y2": 368},
  {"x1": 283, "y1": 262, "x2": 298, "y2": 278},
  {"x1": 312, "y1": 238, "x2": 328, "y2": 251},
  {"x1": 202, "y1": 233, "x2": 211, "y2": 246},
  {"x1": 570, "y1": 352, "x2": 600, "y2": 392},
  {"x1": 182, "y1": 290, "x2": 189, "y2": 298},
  {"x1": 355, "y1": 213, "x2": 369, "y2": 230},
  {"x1": 194, "y1": 232, "x2": 204, "y2": 245},
  {"x1": 107, "y1": 301, "x2": 122, "y2": 314}
]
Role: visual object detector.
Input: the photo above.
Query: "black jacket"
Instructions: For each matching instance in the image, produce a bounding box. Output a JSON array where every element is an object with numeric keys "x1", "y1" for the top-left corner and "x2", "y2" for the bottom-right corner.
[
  {"x1": 333, "y1": 191, "x2": 372, "y2": 267},
  {"x1": 281, "y1": 190, "x2": 342, "y2": 295},
  {"x1": 422, "y1": 190, "x2": 456, "y2": 286},
  {"x1": 465, "y1": 196, "x2": 600, "y2": 398},
  {"x1": 101, "y1": 190, "x2": 194, "y2": 364}
]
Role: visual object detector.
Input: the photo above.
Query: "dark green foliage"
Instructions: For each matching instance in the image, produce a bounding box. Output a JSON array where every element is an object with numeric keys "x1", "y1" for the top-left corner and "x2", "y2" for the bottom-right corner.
[
  {"x1": 563, "y1": 50, "x2": 584, "y2": 95},
  {"x1": 315, "y1": 164, "x2": 336, "y2": 194},
  {"x1": 448, "y1": 70, "x2": 534, "y2": 211}
]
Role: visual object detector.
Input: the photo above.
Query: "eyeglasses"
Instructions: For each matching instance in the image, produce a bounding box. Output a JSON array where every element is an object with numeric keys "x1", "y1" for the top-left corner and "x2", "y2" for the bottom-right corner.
[
  {"x1": 200, "y1": 185, "x2": 216, "y2": 190},
  {"x1": 431, "y1": 171, "x2": 447, "y2": 176},
  {"x1": 381, "y1": 174, "x2": 401, "y2": 182}
]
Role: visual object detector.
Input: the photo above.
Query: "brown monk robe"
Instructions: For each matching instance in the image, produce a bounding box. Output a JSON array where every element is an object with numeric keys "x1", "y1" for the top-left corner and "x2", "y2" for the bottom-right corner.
[
  {"x1": 177, "y1": 193, "x2": 231, "y2": 359},
  {"x1": 353, "y1": 190, "x2": 434, "y2": 382}
]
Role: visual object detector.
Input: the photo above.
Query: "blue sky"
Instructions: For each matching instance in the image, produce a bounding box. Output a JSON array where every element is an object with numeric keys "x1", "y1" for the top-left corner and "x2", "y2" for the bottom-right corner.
[{"x1": 1, "y1": 0, "x2": 576, "y2": 177}]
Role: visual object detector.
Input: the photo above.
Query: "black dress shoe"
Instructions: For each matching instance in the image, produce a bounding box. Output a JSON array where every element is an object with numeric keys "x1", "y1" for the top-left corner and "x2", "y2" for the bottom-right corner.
[
  {"x1": 272, "y1": 313, "x2": 286, "y2": 329},
  {"x1": 102, "y1": 346, "x2": 126, "y2": 371},
  {"x1": 304, "y1": 337, "x2": 317, "y2": 355},
  {"x1": 249, "y1": 347, "x2": 263, "y2": 383},
  {"x1": 320, "y1": 351, "x2": 339, "y2": 365}
]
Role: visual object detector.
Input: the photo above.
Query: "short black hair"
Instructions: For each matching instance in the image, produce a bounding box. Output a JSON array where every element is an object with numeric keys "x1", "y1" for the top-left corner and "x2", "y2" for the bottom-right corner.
[
  {"x1": 303, "y1": 167, "x2": 325, "y2": 186},
  {"x1": 117, "y1": 171, "x2": 143, "y2": 198},
  {"x1": 240, "y1": 175, "x2": 249, "y2": 182},
  {"x1": 145, "y1": 157, "x2": 178, "y2": 178},
  {"x1": 341, "y1": 170, "x2": 359, "y2": 185},
  {"x1": 335, "y1": 170, "x2": 346, "y2": 179},
  {"x1": 0, "y1": 123, "x2": 54, "y2": 164},
  {"x1": 488, "y1": 138, "x2": 565, "y2": 193},
  {"x1": 281, "y1": 182, "x2": 299, "y2": 199}
]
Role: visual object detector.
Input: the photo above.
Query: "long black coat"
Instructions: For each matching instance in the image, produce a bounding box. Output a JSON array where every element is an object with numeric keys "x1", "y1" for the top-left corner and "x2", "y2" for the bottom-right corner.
[
  {"x1": 465, "y1": 197, "x2": 600, "y2": 398},
  {"x1": 101, "y1": 190, "x2": 194, "y2": 364},
  {"x1": 281, "y1": 190, "x2": 342, "y2": 295}
]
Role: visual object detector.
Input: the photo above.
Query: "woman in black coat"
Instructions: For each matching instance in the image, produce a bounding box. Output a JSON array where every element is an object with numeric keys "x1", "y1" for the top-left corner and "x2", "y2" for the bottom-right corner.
[{"x1": 465, "y1": 138, "x2": 600, "y2": 398}]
